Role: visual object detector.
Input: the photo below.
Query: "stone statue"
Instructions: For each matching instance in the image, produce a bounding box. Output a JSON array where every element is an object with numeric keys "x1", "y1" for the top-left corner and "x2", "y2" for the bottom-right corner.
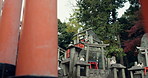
[{"x1": 138, "y1": 33, "x2": 148, "y2": 66}]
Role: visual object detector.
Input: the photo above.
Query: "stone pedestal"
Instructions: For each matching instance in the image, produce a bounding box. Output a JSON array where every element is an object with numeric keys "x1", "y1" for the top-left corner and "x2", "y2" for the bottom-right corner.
[
  {"x1": 61, "y1": 58, "x2": 70, "y2": 76},
  {"x1": 128, "y1": 66, "x2": 144, "y2": 78},
  {"x1": 61, "y1": 46, "x2": 83, "y2": 78},
  {"x1": 75, "y1": 61, "x2": 90, "y2": 78},
  {"x1": 110, "y1": 64, "x2": 126, "y2": 78}
]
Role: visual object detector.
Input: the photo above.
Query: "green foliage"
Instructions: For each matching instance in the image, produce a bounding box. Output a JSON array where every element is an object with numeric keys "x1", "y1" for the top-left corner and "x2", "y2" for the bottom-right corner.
[
  {"x1": 58, "y1": 19, "x2": 74, "y2": 49},
  {"x1": 75, "y1": 0, "x2": 126, "y2": 40},
  {"x1": 73, "y1": 0, "x2": 126, "y2": 58},
  {"x1": 118, "y1": 0, "x2": 144, "y2": 67},
  {"x1": 66, "y1": 14, "x2": 83, "y2": 33},
  {"x1": 105, "y1": 45, "x2": 126, "y2": 58},
  {"x1": 119, "y1": 0, "x2": 143, "y2": 52}
]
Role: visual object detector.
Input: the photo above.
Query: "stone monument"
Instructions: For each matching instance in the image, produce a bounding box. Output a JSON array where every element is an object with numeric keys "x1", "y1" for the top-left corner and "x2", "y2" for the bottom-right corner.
[{"x1": 138, "y1": 33, "x2": 148, "y2": 66}]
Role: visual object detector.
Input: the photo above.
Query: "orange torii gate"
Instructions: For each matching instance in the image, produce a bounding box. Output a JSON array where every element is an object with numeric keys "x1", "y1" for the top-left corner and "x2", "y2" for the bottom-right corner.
[
  {"x1": 15, "y1": 0, "x2": 58, "y2": 77},
  {"x1": 0, "y1": 0, "x2": 22, "y2": 78},
  {"x1": 0, "y1": 0, "x2": 58, "y2": 78},
  {"x1": 141, "y1": 0, "x2": 148, "y2": 33}
]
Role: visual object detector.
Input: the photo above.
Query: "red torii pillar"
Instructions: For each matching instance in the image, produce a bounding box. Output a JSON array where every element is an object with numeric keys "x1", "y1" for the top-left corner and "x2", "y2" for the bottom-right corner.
[
  {"x1": 15, "y1": 0, "x2": 58, "y2": 78},
  {"x1": 141, "y1": 0, "x2": 148, "y2": 33},
  {"x1": 0, "y1": 0, "x2": 22, "y2": 77}
]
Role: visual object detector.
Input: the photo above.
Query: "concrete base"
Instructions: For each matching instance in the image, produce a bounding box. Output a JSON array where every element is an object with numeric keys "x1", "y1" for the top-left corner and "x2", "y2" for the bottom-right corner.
[
  {"x1": 11, "y1": 75, "x2": 57, "y2": 78},
  {"x1": 0, "y1": 63, "x2": 15, "y2": 78}
]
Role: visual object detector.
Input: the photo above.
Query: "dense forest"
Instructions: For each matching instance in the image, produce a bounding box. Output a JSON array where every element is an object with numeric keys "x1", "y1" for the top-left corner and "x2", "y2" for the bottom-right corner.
[{"x1": 58, "y1": 0, "x2": 144, "y2": 67}]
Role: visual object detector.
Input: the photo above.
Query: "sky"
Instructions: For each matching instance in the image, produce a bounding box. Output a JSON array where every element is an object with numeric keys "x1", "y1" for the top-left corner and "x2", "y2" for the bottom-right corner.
[
  {"x1": 57, "y1": 0, "x2": 130, "y2": 22},
  {"x1": 117, "y1": 1, "x2": 130, "y2": 18},
  {"x1": 57, "y1": 0, "x2": 77, "y2": 22}
]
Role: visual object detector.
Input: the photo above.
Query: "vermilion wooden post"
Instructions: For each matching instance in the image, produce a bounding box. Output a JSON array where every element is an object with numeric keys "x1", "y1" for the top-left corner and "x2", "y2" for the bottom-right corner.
[
  {"x1": 141, "y1": 0, "x2": 148, "y2": 32},
  {"x1": 0, "y1": 0, "x2": 22, "y2": 77},
  {"x1": 15, "y1": 0, "x2": 58, "y2": 78}
]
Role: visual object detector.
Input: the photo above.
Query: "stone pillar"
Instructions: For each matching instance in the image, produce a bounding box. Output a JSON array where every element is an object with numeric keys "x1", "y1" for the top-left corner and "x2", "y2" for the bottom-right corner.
[
  {"x1": 113, "y1": 68, "x2": 117, "y2": 78},
  {"x1": 15, "y1": 0, "x2": 58, "y2": 77},
  {"x1": 101, "y1": 46, "x2": 105, "y2": 70},
  {"x1": 89, "y1": 35, "x2": 93, "y2": 43},
  {"x1": 121, "y1": 69, "x2": 125, "y2": 78},
  {"x1": 77, "y1": 65, "x2": 80, "y2": 76},
  {"x1": 141, "y1": 70, "x2": 144, "y2": 78},
  {"x1": 130, "y1": 71, "x2": 134, "y2": 78},
  {"x1": 0, "y1": 0, "x2": 22, "y2": 77},
  {"x1": 86, "y1": 45, "x2": 89, "y2": 62},
  {"x1": 86, "y1": 66, "x2": 89, "y2": 76},
  {"x1": 69, "y1": 47, "x2": 75, "y2": 77},
  {"x1": 144, "y1": 49, "x2": 148, "y2": 66}
]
